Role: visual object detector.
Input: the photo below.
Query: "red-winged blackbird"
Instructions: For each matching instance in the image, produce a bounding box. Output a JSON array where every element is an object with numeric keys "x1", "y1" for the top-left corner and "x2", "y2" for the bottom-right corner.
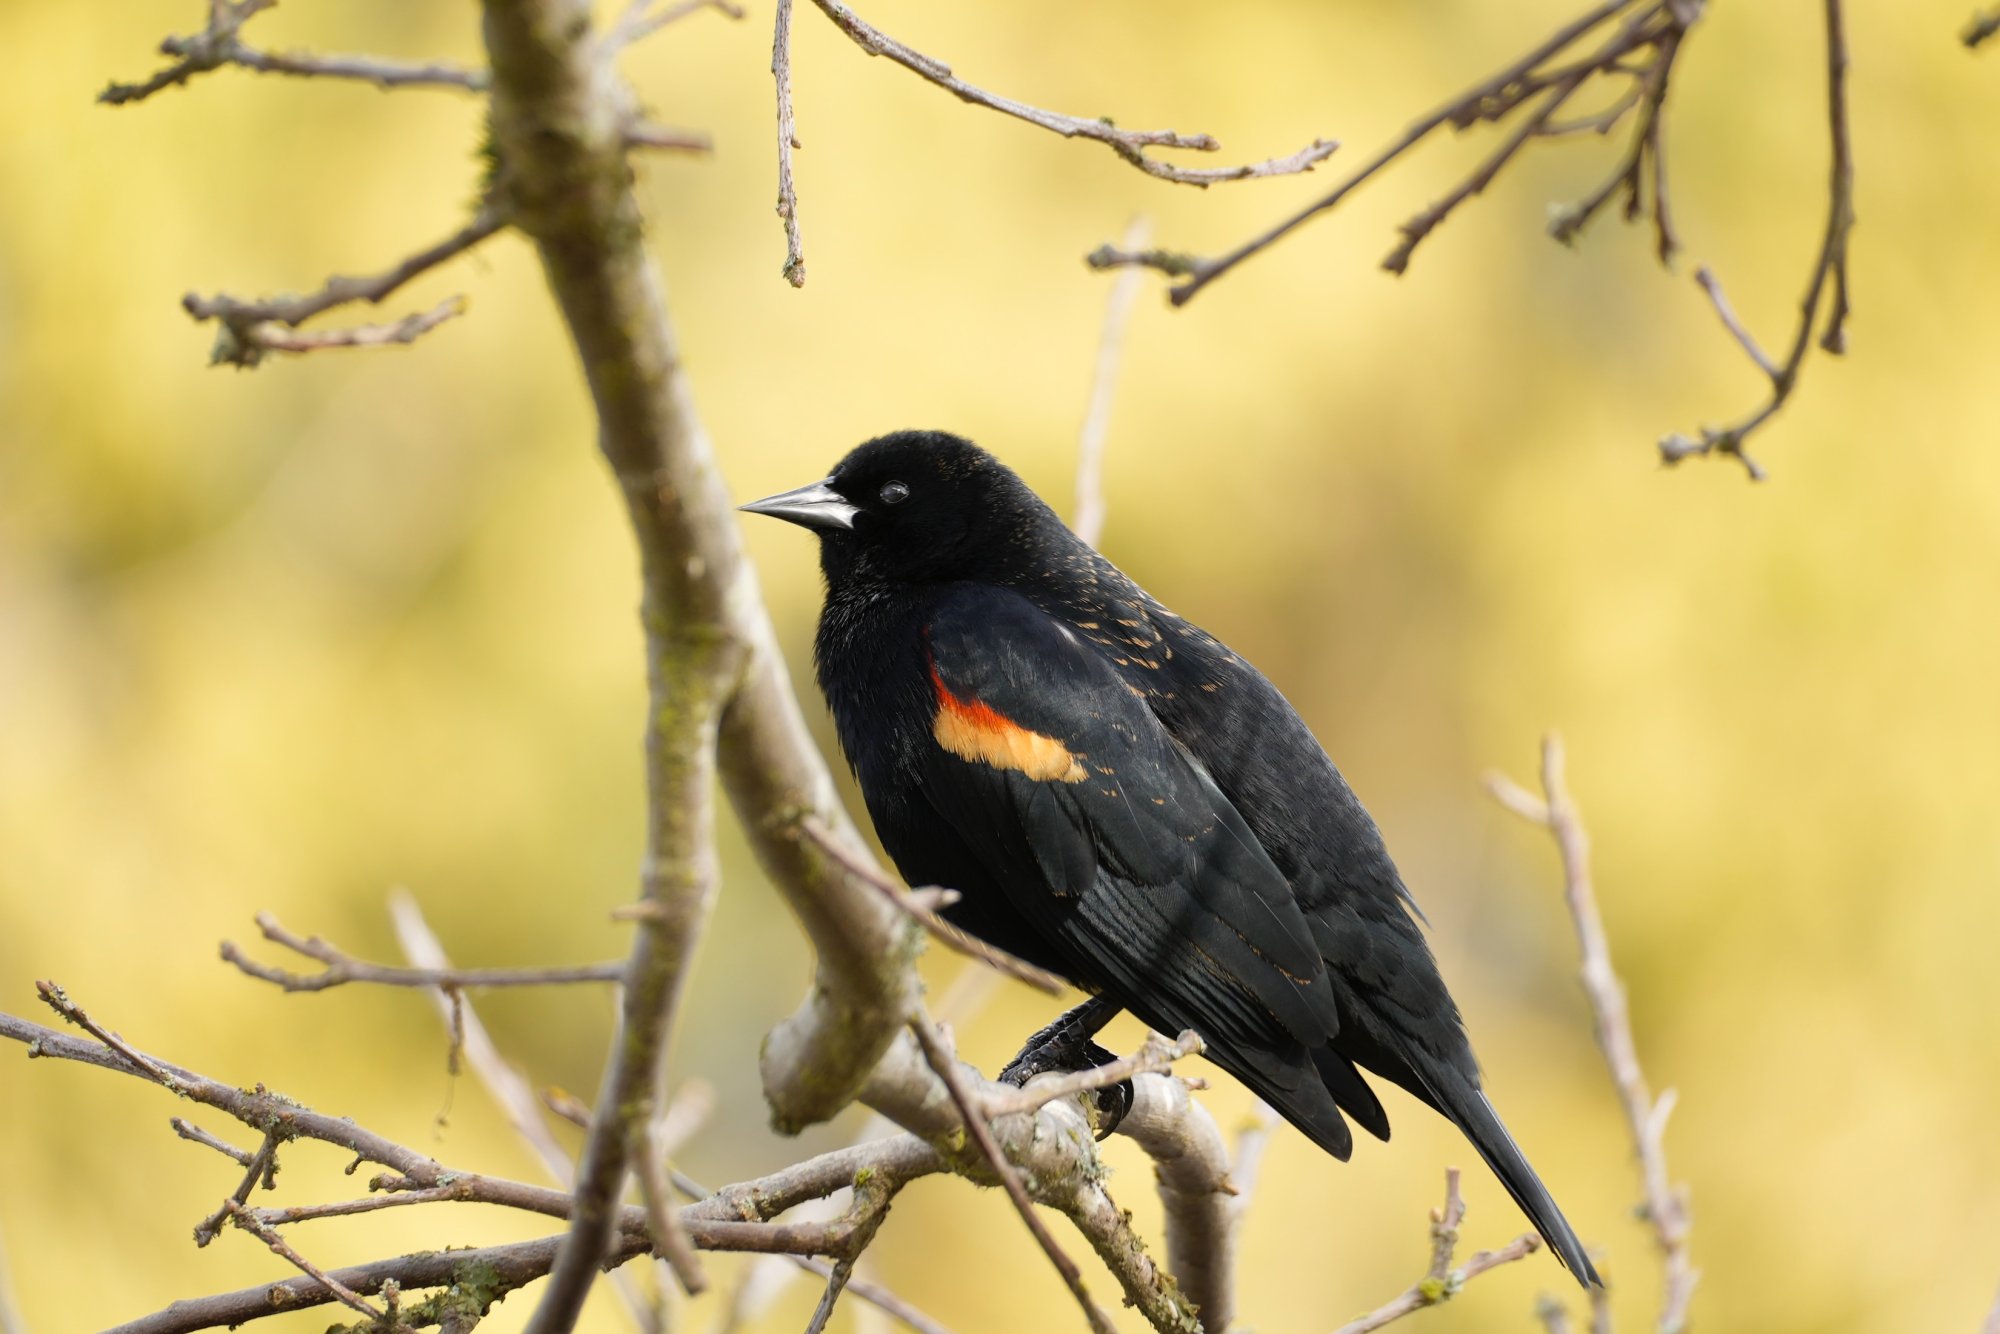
[{"x1": 744, "y1": 430, "x2": 1599, "y2": 1285}]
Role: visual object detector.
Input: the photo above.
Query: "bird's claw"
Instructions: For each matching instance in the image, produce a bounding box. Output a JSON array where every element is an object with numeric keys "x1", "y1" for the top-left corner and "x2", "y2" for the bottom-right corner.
[{"x1": 999, "y1": 1036, "x2": 1134, "y2": 1139}]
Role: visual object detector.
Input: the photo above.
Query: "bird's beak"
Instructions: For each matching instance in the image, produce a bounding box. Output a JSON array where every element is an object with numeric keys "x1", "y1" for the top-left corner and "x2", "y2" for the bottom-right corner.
[{"x1": 739, "y1": 478, "x2": 859, "y2": 532}]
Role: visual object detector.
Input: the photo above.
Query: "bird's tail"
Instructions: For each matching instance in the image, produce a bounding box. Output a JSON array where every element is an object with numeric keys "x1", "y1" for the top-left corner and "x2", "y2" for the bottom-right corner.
[{"x1": 1423, "y1": 1068, "x2": 1601, "y2": 1286}]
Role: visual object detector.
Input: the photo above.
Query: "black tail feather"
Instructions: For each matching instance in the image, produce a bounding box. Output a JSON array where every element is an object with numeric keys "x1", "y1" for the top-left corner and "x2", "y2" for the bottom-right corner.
[{"x1": 1424, "y1": 1070, "x2": 1601, "y2": 1287}]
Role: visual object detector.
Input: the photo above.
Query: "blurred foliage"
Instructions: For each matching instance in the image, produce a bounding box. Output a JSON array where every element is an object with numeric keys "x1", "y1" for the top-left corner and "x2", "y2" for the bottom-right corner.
[{"x1": 3, "y1": 2, "x2": 1998, "y2": 1332}]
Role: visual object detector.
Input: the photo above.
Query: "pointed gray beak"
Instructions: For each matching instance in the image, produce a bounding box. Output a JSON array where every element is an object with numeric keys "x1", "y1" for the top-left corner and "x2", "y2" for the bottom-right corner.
[{"x1": 739, "y1": 478, "x2": 859, "y2": 532}]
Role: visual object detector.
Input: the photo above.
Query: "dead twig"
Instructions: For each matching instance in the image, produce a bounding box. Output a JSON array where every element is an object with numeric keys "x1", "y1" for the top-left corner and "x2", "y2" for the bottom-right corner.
[
  {"x1": 1090, "y1": 0, "x2": 1686, "y2": 302},
  {"x1": 807, "y1": 0, "x2": 1336, "y2": 187},
  {"x1": 222, "y1": 1200, "x2": 386, "y2": 1323},
  {"x1": 224, "y1": 909, "x2": 624, "y2": 993},
  {"x1": 1489, "y1": 735, "x2": 1696, "y2": 1332},
  {"x1": 773, "y1": 0, "x2": 807, "y2": 286},
  {"x1": 170, "y1": 1118, "x2": 255, "y2": 1166},
  {"x1": 797, "y1": 815, "x2": 1066, "y2": 993},
  {"x1": 100, "y1": 0, "x2": 487, "y2": 104},
  {"x1": 182, "y1": 204, "x2": 508, "y2": 368},
  {"x1": 193, "y1": 1134, "x2": 280, "y2": 1248},
  {"x1": 606, "y1": 0, "x2": 745, "y2": 51},
  {"x1": 35, "y1": 980, "x2": 181, "y2": 1091},
  {"x1": 1330, "y1": 1169, "x2": 1542, "y2": 1334},
  {"x1": 1658, "y1": 0, "x2": 1853, "y2": 481},
  {"x1": 907, "y1": 1016, "x2": 1120, "y2": 1334},
  {"x1": 1073, "y1": 215, "x2": 1150, "y2": 549},
  {"x1": 981, "y1": 1029, "x2": 1204, "y2": 1116}
]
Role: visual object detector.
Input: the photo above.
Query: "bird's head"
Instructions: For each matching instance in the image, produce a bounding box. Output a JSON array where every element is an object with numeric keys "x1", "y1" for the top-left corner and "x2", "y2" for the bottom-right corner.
[{"x1": 741, "y1": 430, "x2": 1064, "y2": 588}]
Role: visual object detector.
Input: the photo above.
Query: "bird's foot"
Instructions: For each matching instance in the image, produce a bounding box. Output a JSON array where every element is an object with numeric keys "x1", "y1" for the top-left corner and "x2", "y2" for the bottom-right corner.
[{"x1": 999, "y1": 1033, "x2": 1133, "y2": 1138}]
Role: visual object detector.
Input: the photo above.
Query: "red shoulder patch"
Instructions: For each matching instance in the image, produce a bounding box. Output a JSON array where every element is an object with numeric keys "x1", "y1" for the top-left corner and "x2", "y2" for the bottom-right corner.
[{"x1": 928, "y1": 660, "x2": 1086, "y2": 783}]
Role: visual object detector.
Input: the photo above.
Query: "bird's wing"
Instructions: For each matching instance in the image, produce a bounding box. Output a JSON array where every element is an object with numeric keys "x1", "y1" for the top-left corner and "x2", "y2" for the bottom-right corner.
[{"x1": 919, "y1": 586, "x2": 1341, "y2": 1051}]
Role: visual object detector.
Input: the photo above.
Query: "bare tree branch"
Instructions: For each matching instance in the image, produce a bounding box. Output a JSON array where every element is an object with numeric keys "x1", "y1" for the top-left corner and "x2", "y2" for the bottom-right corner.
[
  {"x1": 392, "y1": 888, "x2": 680, "y2": 1332},
  {"x1": 1117, "y1": 1063, "x2": 1239, "y2": 1332},
  {"x1": 225, "y1": 909, "x2": 625, "y2": 993},
  {"x1": 223, "y1": 1200, "x2": 386, "y2": 1323},
  {"x1": 983, "y1": 1029, "x2": 1203, "y2": 1116},
  {"x1": 1489, "y1": 735, "x2": 1697, "y2": 1332},
  {"x1": 806, "y1": 0, "x2": 1336, "y2": 188},
  {"x1": 181, "y1": 204, "x2": 508, "y2": 368},
  {"x1": 606, "y1": 0, "x2": 746, "y2": 52},
  {"x1": 1073, "y1": 215, "x2": 1150, "y2": 550},
  {"x1": 1329, "y1": 1170, "x2": 1542, "y2": 1334},
  {"x1": 1657, "y1": 0, "x2": 1852, "y2": 481},
  {"x1": 103, "y1": 1233, "x2": 631, "y2": 1334},
  {"x1": 797, "y1": 814, "x2": 1066, "y2": 993},
  {"x1": 171, "y1": 1117, "x2": 255, "y2": 1166},
  {"x1": 773, "y1": 0, "x2": 807, "y2": 286},
  {"x1": 909, "y1": 1015, "x2": 1120, "y2": 1334},
  {"x1": 192, "y1": 1133, "x2": 280, "y2": 1247},
  {"x1": 638, "y1": 1117, "x2": 709, "y2": 1296},
  {"x1": 1089, "y1": 0, "x2": 1673, "y2": 303},
  {"x1": 100, "y1": 0, "x2": 487, "y2": 105}
]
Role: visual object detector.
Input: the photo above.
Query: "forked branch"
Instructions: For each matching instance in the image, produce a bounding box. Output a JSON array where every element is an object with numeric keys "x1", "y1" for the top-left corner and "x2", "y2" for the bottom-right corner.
[
  {"x1": 1330, "y1": 1170, "x2": 1542, "y2": 1334},
  {"x1": 1489, "y1": 735, "x2": 1697, "y2": 1332}
]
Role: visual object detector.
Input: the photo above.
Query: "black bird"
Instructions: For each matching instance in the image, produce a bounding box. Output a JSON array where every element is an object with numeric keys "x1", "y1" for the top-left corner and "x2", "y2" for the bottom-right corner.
[{"x1": 744, "y1": 430, "x2": 1598, "y2": 1285}]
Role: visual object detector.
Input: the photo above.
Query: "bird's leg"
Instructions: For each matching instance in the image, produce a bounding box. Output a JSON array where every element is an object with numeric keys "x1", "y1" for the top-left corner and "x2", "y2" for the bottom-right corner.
[{"x1": 997, "y1": 993, "x2": 1133, "y2": 1136}]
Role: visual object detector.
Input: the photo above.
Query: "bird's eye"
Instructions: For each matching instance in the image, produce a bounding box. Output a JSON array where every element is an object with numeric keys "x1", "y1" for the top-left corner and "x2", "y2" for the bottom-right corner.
[{"x1": 879, "y1": 480, "x2": 910, "y2": 505}]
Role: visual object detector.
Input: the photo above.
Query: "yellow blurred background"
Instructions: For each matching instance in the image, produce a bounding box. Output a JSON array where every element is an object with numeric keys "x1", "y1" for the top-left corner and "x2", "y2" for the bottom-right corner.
[{"x1": 4, "y1": 2, "x2": 1998, "y2": 1331}]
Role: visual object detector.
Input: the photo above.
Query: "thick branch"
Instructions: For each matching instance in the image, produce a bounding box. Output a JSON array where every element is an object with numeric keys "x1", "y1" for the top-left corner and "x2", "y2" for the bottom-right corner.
[{"x1": 480, "y1": 1, "x2": 755, "y2": 1327}]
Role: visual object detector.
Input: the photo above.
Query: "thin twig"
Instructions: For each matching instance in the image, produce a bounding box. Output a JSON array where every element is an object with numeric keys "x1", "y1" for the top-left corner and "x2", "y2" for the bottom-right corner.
[
  {"x1": 1228, "y1": 1100, "x2": 1283, "y2": 1229},
  {"x1": 626, "y1": 122, "x2": 714, "y2": 153},
  {"x1": 182, "y1": 204, "x2": 507, "y2": 367},
  {"x1": 100, "y1": 1233, "x2": 634, "y2": 1334},
  {"x1": 803, "y1": 1258, "x2": 856, "y2": 1334},
  {"x1": 225, "y1": 909, "x2": 624, "y2": 993},
  {"x1": 194, "y1": 1134, "x2": 280, "y2": 1248},
  {"x1": 1073, "y1": 215, "x2": 1150, "y2": 549},
  {"x1": 223, "y1": 1200, "x2": 386, "y2": 1323},
  {"x1": 797, "y1": 816, "x2": 1066, "y2": 993},
  {"x1": 1658, "y1": 0, "x2": 1852, "y2": 481},
  {"x1": 35, "y1": 980, "x2": 180, "y2": 1090},
  {"x1": 981, "y1": 1029, "x2": 1203, "y2": 1116},
  {"x1": 807, "y1": 0, "x2": 1336, "y2": 186},
  {"x1": 907, "y1": 1016, "x2": 1119, "y2": 1334},
  {"x1": 773, "y1": 0, "x2": 807, "y2": 286},
  {"x1": 607, "y1": 0, "x2": 746, "y2": 51},
  {"x1": 639, "y1": 1119, "x2": 710, "y2": 1295},
  {"x1": 170, "y1": 1118, "x2": 254, "y2": 1166},
  {"x1": 221, "y1": 297, "x2": 470, "y2": 364},
  {"x1": 390, "y1": 889, "x2": 667, "y2": 1332},
  {"x1": 1095, "y1": 0, "x2": 1664, "y2": 303},
  {"x1": 1489, "y1": 735, "x2": 1696, "y2": 1333},
  {"x1": 101, "y1": 0, "x2": 487, "y2": 104},
  {"x1": 1330, "y1": 1170, "x2": 1543, "y2": 1334},
  {"x1": 1693, "y1": 266, "x2": 1780, "y2": 380}
]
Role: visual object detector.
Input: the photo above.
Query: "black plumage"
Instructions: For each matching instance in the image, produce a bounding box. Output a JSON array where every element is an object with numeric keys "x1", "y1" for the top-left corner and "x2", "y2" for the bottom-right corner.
[{"x1": 743, "y1": 430, "x2": 1599, "y2": 1285}]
